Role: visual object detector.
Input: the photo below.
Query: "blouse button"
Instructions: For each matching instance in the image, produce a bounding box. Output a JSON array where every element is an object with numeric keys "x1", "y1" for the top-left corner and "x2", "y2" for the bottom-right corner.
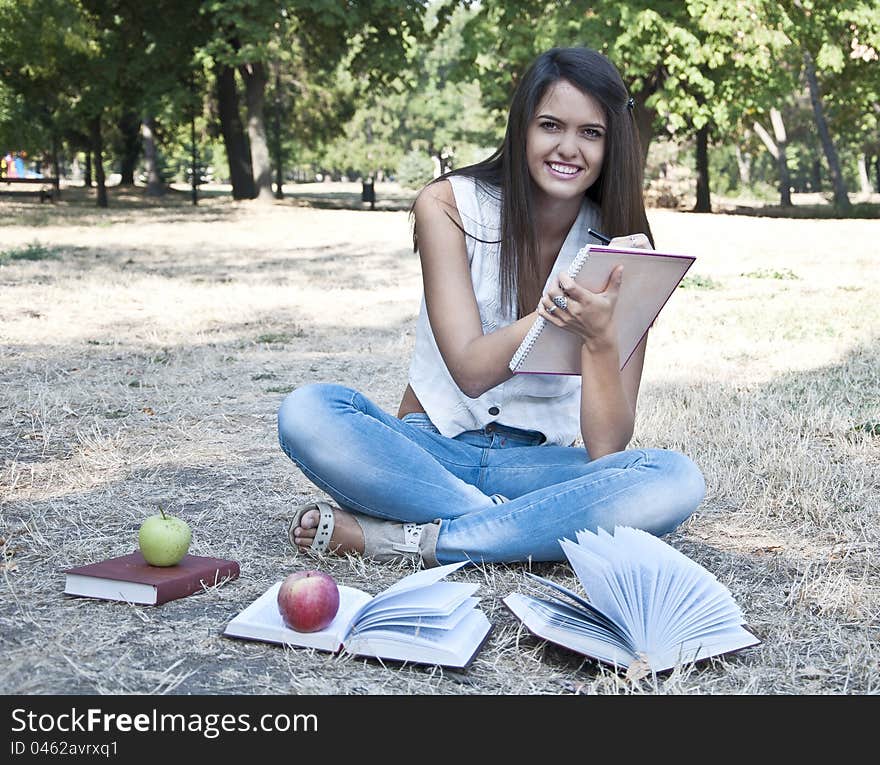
[{"x1": 488, "y1": 406, "x2": 500, "y2": 416}]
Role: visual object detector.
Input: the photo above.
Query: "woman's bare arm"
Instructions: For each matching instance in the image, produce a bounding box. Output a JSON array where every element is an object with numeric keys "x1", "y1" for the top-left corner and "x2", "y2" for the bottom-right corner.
[
  {"x1": 538, "y1": 234, "x2": 650, "y2": 457},
  {"x1": 414, "y1": 181, "x2": 536, "y2": 398}
]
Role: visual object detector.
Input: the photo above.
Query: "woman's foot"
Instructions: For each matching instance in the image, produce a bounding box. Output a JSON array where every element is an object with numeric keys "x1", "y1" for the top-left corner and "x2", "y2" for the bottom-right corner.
[{"x1": 291, "y1": 504, "x2": 365, "y2": 556}]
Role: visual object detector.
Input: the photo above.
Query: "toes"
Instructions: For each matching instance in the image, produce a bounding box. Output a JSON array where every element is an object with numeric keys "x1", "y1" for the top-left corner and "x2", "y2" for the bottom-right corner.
[
  {"x1": 298, "y1": 508, "x2": 320, "y2": 530},
  {"x1": 294, "y1": 527, "x2": 316, "y2": 549}
]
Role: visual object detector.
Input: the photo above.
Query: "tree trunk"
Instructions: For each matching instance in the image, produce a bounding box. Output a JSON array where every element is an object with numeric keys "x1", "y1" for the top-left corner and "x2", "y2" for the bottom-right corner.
[
  {"x1": 84, "y1": 151, "x2": 92, "y2": 188},
  {"x1": 633, "y1": 92, "x2": 657, "y2": 169},
  {"x1": 117, "y1": 111, "x2": 141, "y2": 185},
  {"x1": 238, "y1": 60, "x2": 274, "y2": 203},
  {"x1": 693, "y1": 124, "x2": 711, "y2": 212},
  {"x1": 875, "y1": 155, "x2": 880, "y2": 193},
  {"x1": 770, "y1": 109, "x2": 792, "y2": 207},
  {"x1": 51, "y1": 134, "x2": 60, "y2": 198},
  {"x1": 273, "y1": 63, "x2": 284, "y2": 200},
  {"x1": 140, "y1": 117, "x2": 165, "y2": 197},
  {"x1": 857, "y1": 154, "x2": 871, "y2": 195},
  {"x1": 190, "y1": 113, "x2": 198, "y2": 206},
  {"x1": 812, "y1": 158, "x2": 822, "y2": 191},
  {"x1": 216, "y1": 64, "x2": 255, "y2": 200},
  {"x1": 803, "y1": 50, "x2": 851, "y2": 212},
  {"x1": 90, "y1": 115, "x2": 108, "y2": 208},
  {"x1": 735, "y1": 145, "x2": 751, "y2": 188},
  {"x1": 754, "y1": 113, "x2": 791, "y2": 206}
]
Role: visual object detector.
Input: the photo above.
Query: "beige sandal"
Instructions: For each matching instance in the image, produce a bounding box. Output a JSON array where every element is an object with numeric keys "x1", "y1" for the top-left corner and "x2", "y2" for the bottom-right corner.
[
  {"x1": 287, "y1": 501, "x2": 441, "y2": 568},
  {"x1": 287, "y1": 501, "x2": 336, "y2": 552}
]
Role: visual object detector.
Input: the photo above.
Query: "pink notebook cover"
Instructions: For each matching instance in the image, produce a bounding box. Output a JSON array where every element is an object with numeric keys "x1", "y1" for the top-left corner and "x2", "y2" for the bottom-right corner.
[{"x1": 509, "y1": 245, "x2": 696, "y2": 375}]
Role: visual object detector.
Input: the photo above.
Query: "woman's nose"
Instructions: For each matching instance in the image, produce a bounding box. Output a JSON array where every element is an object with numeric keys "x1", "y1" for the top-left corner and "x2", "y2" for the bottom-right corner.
[{"x1": 556, "y1": 131, "x2": 578, "y2": 157}]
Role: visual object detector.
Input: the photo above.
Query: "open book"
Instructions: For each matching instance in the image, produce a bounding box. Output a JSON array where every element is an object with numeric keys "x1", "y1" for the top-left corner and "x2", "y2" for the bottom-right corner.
[
  {"x1": 223, "y1": 561, "x2": 491, "y2": 669},
  {"x1": 509, "y1": 244, "x2": 695, "y2": 374},
  {"x1": 504, "y1": 527, "x2": 760, "y2": 673}
]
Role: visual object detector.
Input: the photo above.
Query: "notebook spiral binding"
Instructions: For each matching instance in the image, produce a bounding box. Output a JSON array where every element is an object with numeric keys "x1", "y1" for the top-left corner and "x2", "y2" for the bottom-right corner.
[
  {"x1": 509, "y1": 317, "x2": 545, "y2": 371},
  {"x1": 508, "y1": 245, "x2": 592, "y2": 373}
]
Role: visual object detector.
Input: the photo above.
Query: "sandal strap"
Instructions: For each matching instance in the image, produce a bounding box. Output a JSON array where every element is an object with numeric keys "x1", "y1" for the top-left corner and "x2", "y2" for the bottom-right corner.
[
  {"x1": 356, "y1": 515, "x2": 440, "y2": 566},
  {"x1": 287, "y1": 501, "x2": 335, "y2": 553},
  {"x1": 389, "y1": 522, "x2": 422, "y2": 554},
  {"x1": 311, "y1": 501, "x2": 335, "y2": 552}
]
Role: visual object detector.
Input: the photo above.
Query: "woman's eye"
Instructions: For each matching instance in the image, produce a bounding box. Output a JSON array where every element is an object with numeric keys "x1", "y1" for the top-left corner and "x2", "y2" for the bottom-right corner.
[
  {"x1": 582, "y1": 128, "x2": 604, "y2": 139},
  {"x1": 539, "y1": 120, "x2": 558, "y2": 130}
]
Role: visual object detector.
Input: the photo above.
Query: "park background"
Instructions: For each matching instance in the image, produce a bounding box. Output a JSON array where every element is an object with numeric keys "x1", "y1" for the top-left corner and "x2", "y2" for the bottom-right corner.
[{"x1": 1, "y1": 1, "x2": 878, "y2": 696}]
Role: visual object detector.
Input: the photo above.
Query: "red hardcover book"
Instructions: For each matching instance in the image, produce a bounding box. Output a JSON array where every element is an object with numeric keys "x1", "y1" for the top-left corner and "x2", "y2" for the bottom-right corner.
[{"x1": 63, "y1": 551, "x2": 240, "y2": 605}]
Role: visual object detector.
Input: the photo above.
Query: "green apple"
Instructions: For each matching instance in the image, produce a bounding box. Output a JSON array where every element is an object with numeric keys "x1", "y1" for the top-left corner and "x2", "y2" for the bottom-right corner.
[{"x1": 138, "y1": 507, "x2": 192, "y2": 566}]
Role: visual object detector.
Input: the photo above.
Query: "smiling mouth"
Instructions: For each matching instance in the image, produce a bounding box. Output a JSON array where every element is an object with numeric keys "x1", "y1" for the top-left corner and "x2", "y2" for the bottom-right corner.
[{"x1": 546, "y1": 161, "x2": 583, "y2": 178}]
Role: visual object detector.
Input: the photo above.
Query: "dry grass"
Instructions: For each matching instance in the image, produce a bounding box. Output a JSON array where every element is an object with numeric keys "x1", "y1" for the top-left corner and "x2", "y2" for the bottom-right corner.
[{"x1": 1, "y1": 185, "x2": 878, "y2": 695}]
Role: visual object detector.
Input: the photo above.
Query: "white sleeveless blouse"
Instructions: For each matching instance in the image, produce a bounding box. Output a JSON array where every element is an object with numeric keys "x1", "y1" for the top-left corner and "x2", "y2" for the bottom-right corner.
[{"x1": 408, "y1": 174, "x2": 602, "y2": 446}]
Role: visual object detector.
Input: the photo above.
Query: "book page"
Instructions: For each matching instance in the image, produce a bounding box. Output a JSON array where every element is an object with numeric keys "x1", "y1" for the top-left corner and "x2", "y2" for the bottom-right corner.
[
  {"x1": 504, "y1": 593, "x2": 636, "y2": 668},
  {"x1": 343, "y1": 609, "x2": 491, "y2": 669},
  {"x1": 353, "y1": 581, "x2": 478, "y2": 630},
  {"x1": 647, "y1": 625, "x2": 761, "y2": 672},
  {"x1": 223, "y1": 582, "x2": 370, "y2": 653},
  {"x1": 571, "y1": 527, "x2": 759, "y2": 669},
  {"x1": 373, "y1": 561, "x2": 468, "y2": 599},
  {"x1": 559, "y1": 537, "x2": 636, "y2": 641},
  {"x1": 510, "y1": 246, "x2": 695, "y2": 374},
  {"x1": 349, "y1": 562, "x2": 470, "y2": 627},
  {"x1": 352, "y1": 596, "x2": 479, "y2": 633},
  {"x1": 64, "y1": 574, "x2": 159, "y2": 605},
  {"x1": 524, "y1": 573, "x2": 631, "y2": 644}
]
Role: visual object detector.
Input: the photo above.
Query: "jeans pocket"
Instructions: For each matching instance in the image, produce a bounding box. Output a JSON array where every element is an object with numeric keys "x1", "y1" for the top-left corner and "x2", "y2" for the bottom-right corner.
[{"x1": 401, "y1": 412, "x2": 440, "y2": 434}]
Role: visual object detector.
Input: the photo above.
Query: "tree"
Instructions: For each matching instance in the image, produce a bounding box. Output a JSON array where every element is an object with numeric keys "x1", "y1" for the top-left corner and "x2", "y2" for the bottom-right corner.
[
  {"x1": 685, "y1": 0, "x2": 797, "y2": 209},
  {"x1": 0, "y1": 0, "x2": 97, "y2": 197},
  {"x1": 753, "y1": 109, "x2": 793, "y2": 206},
  {"x1": 318, "y1": 3, "x2": 494, "y2": 187},
  {"x1": 79, "y1": 0, "x2": 210, "y2": 199},
  {"x1": 798, "y1": 2, "x2": 880, "y2": 199},
  {"x1": 1, "y1": 0, "x2": 210, "y2": 206},
  {"x1": 202, "y1": 1, "x2": 439, "y2": 202},
  {"x1": 762, "y1": 1, "x2": 880, "y2": 212}
]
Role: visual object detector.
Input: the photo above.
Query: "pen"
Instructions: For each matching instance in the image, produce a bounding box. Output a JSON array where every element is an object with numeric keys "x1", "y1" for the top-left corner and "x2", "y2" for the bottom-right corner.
[{"x1": 587, "y1": 227, "x2": 612, "y2": 245}]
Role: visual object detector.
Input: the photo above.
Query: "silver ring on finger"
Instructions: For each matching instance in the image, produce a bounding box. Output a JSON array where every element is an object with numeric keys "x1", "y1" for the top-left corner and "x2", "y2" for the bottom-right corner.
[
  {"x1": 552, "y1": 295, "x2": 568, "y2": 311},
  {"x1": 546, "y1": 302, "x2": 556, "y2": 314}
]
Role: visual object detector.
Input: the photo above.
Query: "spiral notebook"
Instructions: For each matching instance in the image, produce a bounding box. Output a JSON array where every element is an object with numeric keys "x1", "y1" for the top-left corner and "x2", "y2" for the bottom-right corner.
[{"x1": 509, "y1": 244, "x2": 696, "y2": 375}]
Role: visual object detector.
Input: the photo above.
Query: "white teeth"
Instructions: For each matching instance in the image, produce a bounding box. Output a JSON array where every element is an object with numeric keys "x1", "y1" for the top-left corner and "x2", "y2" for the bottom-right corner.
[{"x1": 549, "y1": 162, "x2": 579, "y2": 175}]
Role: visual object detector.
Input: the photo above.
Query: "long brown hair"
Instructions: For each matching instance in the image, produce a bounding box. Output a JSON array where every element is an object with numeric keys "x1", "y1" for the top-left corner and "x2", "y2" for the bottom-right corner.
[{"x1": 412, "y1": 46, "x2": 653, "y2": 319}]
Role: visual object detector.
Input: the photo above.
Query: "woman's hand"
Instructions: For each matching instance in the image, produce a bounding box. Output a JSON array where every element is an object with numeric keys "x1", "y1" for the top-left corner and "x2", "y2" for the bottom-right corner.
[
  {"x1": 538, "y1": 266, "x2": 623, "y2": 354},
  {"x1": 608, "y1": 232, "x2": 652, "y2": 250},
  {"x1": 536, "y1": 231, "x2": 652, "y2": 352}
]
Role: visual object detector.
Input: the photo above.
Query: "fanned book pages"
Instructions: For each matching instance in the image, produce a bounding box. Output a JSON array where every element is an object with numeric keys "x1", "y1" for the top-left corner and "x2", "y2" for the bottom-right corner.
[
  {"x1": 503, "y1": 527, "x2": 760, "y2": 673},
  {"x1": 223, "y1": 561, "x2": 492, "y2": 669},
  {"x1": 509, "y1": 244, "x2": 696, "y2": 374}
]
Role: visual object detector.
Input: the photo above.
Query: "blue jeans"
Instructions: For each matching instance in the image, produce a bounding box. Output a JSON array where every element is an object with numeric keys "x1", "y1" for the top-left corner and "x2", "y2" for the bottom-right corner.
[{"x1": 277, "y1": 383, "x2": 705, "y2": 565}]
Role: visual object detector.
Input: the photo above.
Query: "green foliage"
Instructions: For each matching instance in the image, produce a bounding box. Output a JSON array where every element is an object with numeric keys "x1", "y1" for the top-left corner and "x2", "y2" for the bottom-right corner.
[
  {"x1": 396, "y1": 150, "x2": 435, "y2": 189},
  {"x1": 0, "y1": 241, "x2": 56, "y2": 264},
  {"x1": 679, "y1": 274, "x2": 722, "y2": 290},
  {"x1": 853, "y1": 421, "x2": 880, "y2": 436},
  {"x1": 1, "y1": 0, "x2": 877, "y2": 213},
  {"x1": 314, "y1": 3, "x2": 495, "y2": 182},
  {"x1": 741, "y1": 268, "x2": 801, "y2": 280}
]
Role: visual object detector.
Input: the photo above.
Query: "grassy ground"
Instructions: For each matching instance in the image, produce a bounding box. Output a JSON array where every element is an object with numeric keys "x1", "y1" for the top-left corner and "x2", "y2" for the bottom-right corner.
[{"x1": 1, "y1": 185, "x2": 878, "y2": 695}]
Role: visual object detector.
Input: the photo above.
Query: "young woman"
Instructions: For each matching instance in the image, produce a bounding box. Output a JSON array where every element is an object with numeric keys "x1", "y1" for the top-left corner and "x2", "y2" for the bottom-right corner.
[{"x1": 278, "y1": 46, "x2": 705, "y2": 567}]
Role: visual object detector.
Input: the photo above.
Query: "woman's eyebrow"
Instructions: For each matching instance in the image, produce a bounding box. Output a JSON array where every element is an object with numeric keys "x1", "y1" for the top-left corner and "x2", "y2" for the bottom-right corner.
[{"x1": 536, "y1": 112, "x2": 606, "y2": 129}]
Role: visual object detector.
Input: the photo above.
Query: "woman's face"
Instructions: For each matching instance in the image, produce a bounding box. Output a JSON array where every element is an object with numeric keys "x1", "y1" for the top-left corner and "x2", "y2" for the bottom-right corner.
[{"x1": 525, "y1": 79, "x2": 607, "y2": 204}]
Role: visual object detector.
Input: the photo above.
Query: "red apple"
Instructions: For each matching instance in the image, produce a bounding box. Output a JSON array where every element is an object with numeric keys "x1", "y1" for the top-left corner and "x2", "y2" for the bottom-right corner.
[{"x1": 277, "y1": 570, "x2": 340, "y2": 633}]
